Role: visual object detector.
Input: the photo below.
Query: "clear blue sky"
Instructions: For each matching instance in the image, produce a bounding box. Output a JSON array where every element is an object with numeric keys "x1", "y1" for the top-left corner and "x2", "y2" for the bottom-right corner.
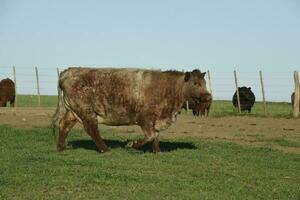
[{"x1": 0, "y1": 0, "x2": 300, "y2": 101}]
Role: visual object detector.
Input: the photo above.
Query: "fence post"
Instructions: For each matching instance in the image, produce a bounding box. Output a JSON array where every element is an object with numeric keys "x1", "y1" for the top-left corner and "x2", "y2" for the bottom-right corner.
[
  {"x1": 186, "y1": 101, "x2": 189, "y2": 113},
  {"x1": 293, "y1": 71, "x2": 300, "y2": 118},
  {"x1": 207, "y1": 70, "x2": 213, "y2": 95},
  {"x1": 234, "y1": 70, "x2": 241, "y2": 113},
  {"x1": 12, "y1": 66, "x2": 17, "y2": 107},
  {"x1": 259, "y1": 70, "x2": 267, "y2": 116},
  {"x1": 35, "y1": 67, "x2": 41, "y2": 106},
  {"x1": 57, "y1": 67, "x2": 60, "y2": 78},
  {"x1": 207, "y1": 70, "x2": 213, "y2": 116}
]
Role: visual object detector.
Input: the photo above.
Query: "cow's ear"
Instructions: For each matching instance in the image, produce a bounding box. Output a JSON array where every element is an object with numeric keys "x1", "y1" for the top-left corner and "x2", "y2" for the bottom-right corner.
[
  {"x1": 201, "y1": 72, "x2": 206, "y2": 77},
  {"x1": 248, "y1": 87, "x2": 251, "y2": 90},
  {"x1": 184, "y1": 72, "x2": 191, "y2": 82}
]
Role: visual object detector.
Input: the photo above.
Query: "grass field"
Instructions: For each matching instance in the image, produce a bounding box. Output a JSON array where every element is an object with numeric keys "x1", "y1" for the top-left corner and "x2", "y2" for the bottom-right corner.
[
  {"x1": 0, "y1": 125, "x2": 299, "y2": 200},
  {"x1": 1, "y1": 95, "x2": 299, "y2": 199},
  {"x1": 13, "y1": 95, "x2": 294, "y2": 118}
]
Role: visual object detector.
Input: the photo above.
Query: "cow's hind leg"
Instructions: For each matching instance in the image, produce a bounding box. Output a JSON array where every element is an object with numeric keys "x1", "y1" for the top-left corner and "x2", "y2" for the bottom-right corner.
[
  {"x1": 152, "y1": 132, "x2": 161, "y2": 153},
  {"x1": 57, "y1": 111, "x2": 77, "y2": 151},
  {"x1": 10, "y1": 100, "x2": 15, "y2": 107},
  {"x1": 82, "y1": 117, "x2": 109, "y2": 153}
]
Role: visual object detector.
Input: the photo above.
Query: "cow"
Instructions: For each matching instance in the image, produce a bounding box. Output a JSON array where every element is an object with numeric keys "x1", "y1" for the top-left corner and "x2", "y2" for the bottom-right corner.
[
  {"x1": 52, "y1": 67, "x2": 210, "y2": 153},
  {"x1": 232, "y1": 86, "x2": 255, "y2": 113},
  {"x1": 291, "y1": 92, "x2": 300, "y2": 108},
  {"x1": 181, "y1": 93, "x2": 212, "y2": 117},
  {"x1": 0, "y1": 78, "x2": 15, "y2": 107},
  {"x1": 292, "y1": 92, "x2": 295, "y2": 106}
]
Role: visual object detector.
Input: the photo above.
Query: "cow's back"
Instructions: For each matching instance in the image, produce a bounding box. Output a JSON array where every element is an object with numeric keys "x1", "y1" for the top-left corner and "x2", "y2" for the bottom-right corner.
[
  {"x1": 60, "y1": 67, "x2": 150, "y2": 103},
  {"x1": 0, "y1": 78, "x2": 15, "y2": 101}
]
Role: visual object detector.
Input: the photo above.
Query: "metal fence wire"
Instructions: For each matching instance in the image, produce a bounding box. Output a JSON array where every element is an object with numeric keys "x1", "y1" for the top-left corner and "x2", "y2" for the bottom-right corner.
[{"x1": 0, "y1": 66, "x2": 299, "y2": 117}]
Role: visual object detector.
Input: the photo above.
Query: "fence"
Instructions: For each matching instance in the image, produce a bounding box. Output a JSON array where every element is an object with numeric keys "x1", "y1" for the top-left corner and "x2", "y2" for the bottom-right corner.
[{"x1": 0, "y1": 66, "x2": 299, "y2": 117}]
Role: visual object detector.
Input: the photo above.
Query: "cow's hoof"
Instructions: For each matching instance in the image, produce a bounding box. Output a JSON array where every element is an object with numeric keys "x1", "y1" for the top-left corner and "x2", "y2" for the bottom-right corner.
[
  {"x1": 100, "y1": 148, "x2": 110, "y2": 153},
  {"x1": 57, "y1": 145, "x2": 66, "y2": 152},
  {"x1": 126, "y1": 141, "x2": 134, "y2": 148},
  {"x1": 153, "y1": 149, "x2": 161, "y2": 153},
  {"x1": 126, "y1": 141, "x2": 139, "y2": 148}
]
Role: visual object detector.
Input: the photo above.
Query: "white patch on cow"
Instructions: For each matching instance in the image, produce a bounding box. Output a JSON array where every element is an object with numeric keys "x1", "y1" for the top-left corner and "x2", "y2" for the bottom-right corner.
[
  {"x1": 63, "y1": 94, "x2": 83, "y2": 123},
  {"x1": 132, "y1": 70, "x2": 145, "y2": 102},
  {"x1": 96, "y1": 115, "x2": 106, "y2": 124},
  {"x1": 126, "y1": 141, "x2": 134, "y2": 148},
  {"x1": 172, "y1": 112, "x2": 178, "y2": 123},
  {"x1": 155, "y1": 119, "x2": 172, "y2": 132}
]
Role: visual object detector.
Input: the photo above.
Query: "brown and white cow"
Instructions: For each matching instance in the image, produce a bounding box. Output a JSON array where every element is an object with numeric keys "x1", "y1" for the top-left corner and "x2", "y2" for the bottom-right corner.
[
  {"x1": 52, "y1": 67, "x2": 210, "y2": 153},
  {"x1": 0, "y1": 78, "x2": 15, "y2": 107}
]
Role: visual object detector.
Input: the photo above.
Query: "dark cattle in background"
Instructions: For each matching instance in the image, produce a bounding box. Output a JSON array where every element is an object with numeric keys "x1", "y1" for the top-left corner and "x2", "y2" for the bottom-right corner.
[
  {"x1": 197, "y1": 93, "x2": 212, "y2": 116},
  {"x1": 52, "y1": 67, "x2": 210, "y2": 153},
  {"x1": 232, "y1": 86, "x2": 255, "y2": 113},
  {"x1": 181, "y1": 93, "x2": 212, "y2": 116},
  {"x1": 291, "y1": 92, "x2": 300, "y2": 108},
  {"x1": 0, "y1": 78, "x2": 15, "y2": 107}
]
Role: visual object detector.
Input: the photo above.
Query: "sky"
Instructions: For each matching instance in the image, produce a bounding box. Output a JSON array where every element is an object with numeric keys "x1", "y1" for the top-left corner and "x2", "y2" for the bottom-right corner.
[{"x1": 0, "y1": 0, "x2": 300, "y2": 101}]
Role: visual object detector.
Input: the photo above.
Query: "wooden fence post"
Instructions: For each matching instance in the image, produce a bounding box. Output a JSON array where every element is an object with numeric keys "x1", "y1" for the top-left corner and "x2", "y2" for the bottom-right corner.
[
  {"x1": 35, "y1": 67, "x2": 41, "y2": 106},
  {"x1": 186, "y1": 101, "x2": 189, "y2": 113},
  {"x1": 12, "y1": 66, "x2": 17, "y2": 107},
  {"x1": 259, "y1": 70, "x2": 267, "y2": 116},
  {"x1": 207, "y1": 70, "x2": 213, "y2": 95},
  {"x1": 207, "y1": 70, "x2": 213, "y2": 116},
  {"x1": 57, "y1": 67, "x2": 60, "y2": 78},
  {"x1": 234, "y1": 70, "x2": 241, "y2": 113},
  {"x1": 293, "y1": 71, "x2": 300, "y2": 118}
]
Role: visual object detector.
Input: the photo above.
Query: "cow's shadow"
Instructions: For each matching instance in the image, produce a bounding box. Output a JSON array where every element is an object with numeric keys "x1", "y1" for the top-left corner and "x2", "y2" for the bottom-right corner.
[{"x1": 68, "y1": 139, "x2": 197, "y2": 153}]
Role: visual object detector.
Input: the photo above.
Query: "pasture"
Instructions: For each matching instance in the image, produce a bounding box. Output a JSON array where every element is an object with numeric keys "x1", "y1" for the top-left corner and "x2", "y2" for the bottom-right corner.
[{"x1": 0, "y1": 95, "x2": 299, "y2": 199}]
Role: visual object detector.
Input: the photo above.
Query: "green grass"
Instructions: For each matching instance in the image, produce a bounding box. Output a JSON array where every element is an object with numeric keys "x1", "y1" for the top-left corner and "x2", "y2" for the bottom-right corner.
[
  {"x1": 268, "y1": 137, "x2": 300, "y2": 148},
  {"x1": 15, "y1": 95, "x2": 58, "y2": 107},
  {"x1": 210, "y1": 100, "x2": 293, "y2": 118},
  {"x1": 0, "y1": 125, "x2": 299, "y2": 199}
]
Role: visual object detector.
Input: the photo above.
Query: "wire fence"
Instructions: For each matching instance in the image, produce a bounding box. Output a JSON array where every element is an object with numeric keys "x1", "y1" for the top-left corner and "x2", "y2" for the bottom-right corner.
[{"x1": 0, "y1": 66, "x2": 298, "y2": 117}]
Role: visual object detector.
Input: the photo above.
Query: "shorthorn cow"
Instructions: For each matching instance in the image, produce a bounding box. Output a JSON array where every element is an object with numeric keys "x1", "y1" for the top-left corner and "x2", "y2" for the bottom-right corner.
[
  {"x1": 0, "y1": 78, "x2": 15, "y2": 107},
  {"x1": 52, "y1": 67, "x2": 210, "y2": 153},
  {"x1": 232, "y1": 86, "x2": 255, "y2": 113}
]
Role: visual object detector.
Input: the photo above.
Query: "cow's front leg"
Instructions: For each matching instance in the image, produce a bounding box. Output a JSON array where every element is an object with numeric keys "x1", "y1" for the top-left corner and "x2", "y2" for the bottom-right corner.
[{"x1": 127, "y1": 125, "x2": 155, "y2": 150}]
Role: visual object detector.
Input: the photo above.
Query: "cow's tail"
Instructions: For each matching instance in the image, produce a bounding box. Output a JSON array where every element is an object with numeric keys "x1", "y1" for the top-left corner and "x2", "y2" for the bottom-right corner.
[{"x1": 51, "y1": 77, "x2": 65, "y2": 143}]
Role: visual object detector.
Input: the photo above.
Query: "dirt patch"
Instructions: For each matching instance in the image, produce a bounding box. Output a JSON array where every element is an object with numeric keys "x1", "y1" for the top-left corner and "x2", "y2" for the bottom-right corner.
[
  {"x1": 1, "y1": 107, "x2": 299, "y2": 153},
  {"x1": 0, "y1": 107, "x2": 54, "y2": 128}
]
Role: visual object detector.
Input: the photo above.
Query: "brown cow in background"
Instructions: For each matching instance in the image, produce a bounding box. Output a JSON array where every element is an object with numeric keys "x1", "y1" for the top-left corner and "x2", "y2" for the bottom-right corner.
[
  {"x1": 181, "y1": 92, "x2": 212, "y2": 117},
  {"x1": 0, "y1": 78, "x2": 15, "y2": 107}
]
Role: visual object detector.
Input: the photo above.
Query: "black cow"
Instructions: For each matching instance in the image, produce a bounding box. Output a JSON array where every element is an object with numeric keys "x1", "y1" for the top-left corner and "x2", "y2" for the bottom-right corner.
[
  {"x1": 232, "y1": 86, "x2": 255, "y2": 113},
  {"x1": 291, "y1": 92, "x2": 300, "y2": 108}
]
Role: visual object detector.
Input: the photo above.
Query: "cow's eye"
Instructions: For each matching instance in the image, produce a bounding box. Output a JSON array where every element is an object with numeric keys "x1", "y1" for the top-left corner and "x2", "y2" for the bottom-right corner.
[{"x1": 194, "y1": 82, "x2": 198, "y2": 85}]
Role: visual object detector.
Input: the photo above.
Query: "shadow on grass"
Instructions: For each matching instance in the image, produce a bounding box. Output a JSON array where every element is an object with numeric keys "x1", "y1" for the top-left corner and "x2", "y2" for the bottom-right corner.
[{"x1": 68, "y1": 139, "x2": 197, "y2": 153}]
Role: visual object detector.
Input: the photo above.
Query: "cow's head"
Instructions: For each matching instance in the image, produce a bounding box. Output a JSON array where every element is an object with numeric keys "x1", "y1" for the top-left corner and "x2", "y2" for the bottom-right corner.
[
  {"x1": 239, "y1": 87, "x2": 254, "y2": 100},
  {"x1": 183, "y1": 69, "x2": 210, "y2": 103}
]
